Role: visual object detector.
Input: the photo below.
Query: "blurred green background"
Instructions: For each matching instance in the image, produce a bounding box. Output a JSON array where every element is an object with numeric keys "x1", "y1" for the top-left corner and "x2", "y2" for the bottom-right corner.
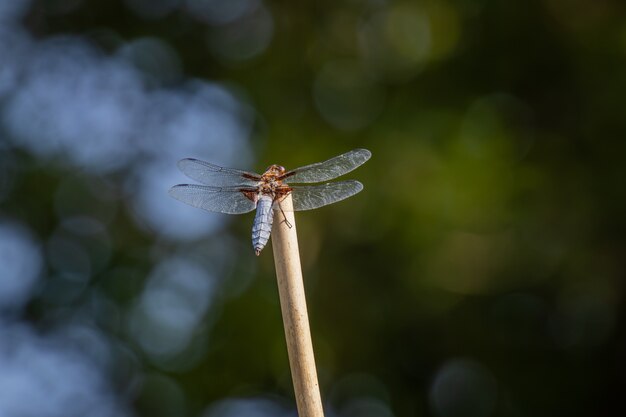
[{"x1": 1, "y1": 0, "x2": 625, "y2": 416}]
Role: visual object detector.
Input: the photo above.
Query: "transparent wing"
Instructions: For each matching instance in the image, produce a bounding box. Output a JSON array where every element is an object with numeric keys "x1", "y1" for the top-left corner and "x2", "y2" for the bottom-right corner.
[
  {"x1": 177, "y1": 158, "x2": 260, "y2": 187},
  {"x1": 169, "y1": 184, "x2": 257, "y2": 214},
  {"x1": 290, "y1": 180, "x2": 364, "y2": 211},
  {"x1": 282, "y1": 149, "x2": 371, "y2": 184}
]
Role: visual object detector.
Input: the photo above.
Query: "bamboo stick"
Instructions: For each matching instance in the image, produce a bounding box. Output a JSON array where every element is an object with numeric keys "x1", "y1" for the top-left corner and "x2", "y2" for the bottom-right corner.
[{"x1": 272, "y1": 194, "x2": 325, "y2": 417}]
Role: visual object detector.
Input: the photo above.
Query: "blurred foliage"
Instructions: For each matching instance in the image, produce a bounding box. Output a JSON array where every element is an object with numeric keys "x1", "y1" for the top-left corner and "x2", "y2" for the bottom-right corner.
[{"x1": 1, "y1": 0, "x2": 626, "y2": 416}]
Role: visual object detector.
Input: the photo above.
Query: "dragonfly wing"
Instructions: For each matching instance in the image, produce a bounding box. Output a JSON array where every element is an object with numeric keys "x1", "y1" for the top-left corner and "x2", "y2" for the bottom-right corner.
[
  {"x1": 290, "y1": 180, "x2": 364, "y2": 211},
  {"x1": 282, "y1": 149, "x2": 371, "y2": 183},
  {"x1": 178, "y1": 158, "x2": 260, "y2": 187},
  {"x1": 169, "y1": 184, "x2": 257, "y2": 214}
]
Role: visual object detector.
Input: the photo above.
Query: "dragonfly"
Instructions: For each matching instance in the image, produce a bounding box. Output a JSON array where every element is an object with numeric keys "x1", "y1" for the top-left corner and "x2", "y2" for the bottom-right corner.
[{"x1": 169, "y1": 148, "x2": 371, "y2": 255}]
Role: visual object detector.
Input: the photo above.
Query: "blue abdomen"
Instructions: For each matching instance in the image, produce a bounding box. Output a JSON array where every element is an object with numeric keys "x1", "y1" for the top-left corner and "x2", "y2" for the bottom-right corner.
[{"x1": 252, "y1": 196, "x2": 274, "y2": 255}]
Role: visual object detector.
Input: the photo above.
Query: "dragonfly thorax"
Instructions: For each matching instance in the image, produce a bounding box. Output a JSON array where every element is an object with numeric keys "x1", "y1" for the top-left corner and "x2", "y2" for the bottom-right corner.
[{"x1": 258, "y1": 164, "x2": 287, "y2": 196}]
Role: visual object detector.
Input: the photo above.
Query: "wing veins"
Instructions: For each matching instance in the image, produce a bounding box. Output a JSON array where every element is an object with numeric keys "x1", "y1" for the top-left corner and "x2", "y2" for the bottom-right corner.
[
  {"x1": 281, "y1": 149, "x2": 371, "y2": 184},
  {"x1": 169, "y1": 184, "x2": 257, "y2": 214},
  {"x1": 178, "y1": 158, "x2": 260, "y2": 187},
  {"x1": 289, "y1": 180, "x2": 364, "y2": 211}
]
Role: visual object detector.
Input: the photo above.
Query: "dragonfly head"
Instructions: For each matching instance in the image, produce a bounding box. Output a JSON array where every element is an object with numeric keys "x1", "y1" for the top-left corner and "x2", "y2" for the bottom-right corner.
[{"x1": 265, "y1": 164, "x2": 286, "y2": 177}]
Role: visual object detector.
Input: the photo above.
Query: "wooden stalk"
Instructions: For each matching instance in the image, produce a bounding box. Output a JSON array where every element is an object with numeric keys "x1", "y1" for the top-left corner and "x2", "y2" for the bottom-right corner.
[{"x1": 272, "y1": 194, "x2": 325, "y2": 417}]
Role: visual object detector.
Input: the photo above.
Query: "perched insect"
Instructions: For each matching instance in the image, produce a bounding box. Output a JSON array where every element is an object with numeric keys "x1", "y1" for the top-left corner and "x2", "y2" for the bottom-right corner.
[{"x1": 169, "y1": 148, "x2": 371, "y2": 255}]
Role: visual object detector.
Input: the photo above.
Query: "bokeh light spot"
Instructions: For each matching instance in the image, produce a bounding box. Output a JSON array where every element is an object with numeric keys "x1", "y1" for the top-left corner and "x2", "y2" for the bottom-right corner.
[
  {"x1": 0, "y1": 0, "x2": 32, "y2": 21},
  {"x1": 385, "y1": 4, "x2": 431, "y2": 64},
  {"x1": 4, "y1": 37, "x2": 144, "y2": 172},
  {"x1": 0, "y1": 221, "x2": 42, "y2": 310},
  {"x1": 203, "y1": 397, "x2": 291, "y2": 417},
  {"x1": 117, "y1": 37, "x2": 183, "y2": 86},
  {"x1": 339, "y1": 397, "x2": 395, "y2": 417},
  {"x1": 430, "y1": 358, "x2": 497, "y2": 417},
  {"x1": 0, "y1": 322, "x2": 131, "y2": 417},
  {"x1": 128, "y1": 257, "x2": 216, "y2": 360},
  {"x1": 206, "y1": 4, "x2": 273, "y2": 62},
  {"x1": 358, "y1": 1, "x2": 460, "y2": 80}
]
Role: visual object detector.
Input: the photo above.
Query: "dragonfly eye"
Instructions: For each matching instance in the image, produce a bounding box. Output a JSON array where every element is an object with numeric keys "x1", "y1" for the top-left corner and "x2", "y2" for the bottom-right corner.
[{"x1": 266, "y1": 164, "x2": 286, "y2": 175}]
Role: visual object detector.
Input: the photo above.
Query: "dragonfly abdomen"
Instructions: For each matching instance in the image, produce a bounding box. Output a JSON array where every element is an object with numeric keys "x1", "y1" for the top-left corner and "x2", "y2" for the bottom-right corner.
[{"x1": 252, "y1": 195, "x2": 274, "y2": 255}]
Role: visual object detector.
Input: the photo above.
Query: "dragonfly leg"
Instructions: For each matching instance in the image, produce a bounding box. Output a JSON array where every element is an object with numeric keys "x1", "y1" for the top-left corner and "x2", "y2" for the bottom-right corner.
[{"x1": 277, "y1": 199, "x2": 293, "y2": 229}]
